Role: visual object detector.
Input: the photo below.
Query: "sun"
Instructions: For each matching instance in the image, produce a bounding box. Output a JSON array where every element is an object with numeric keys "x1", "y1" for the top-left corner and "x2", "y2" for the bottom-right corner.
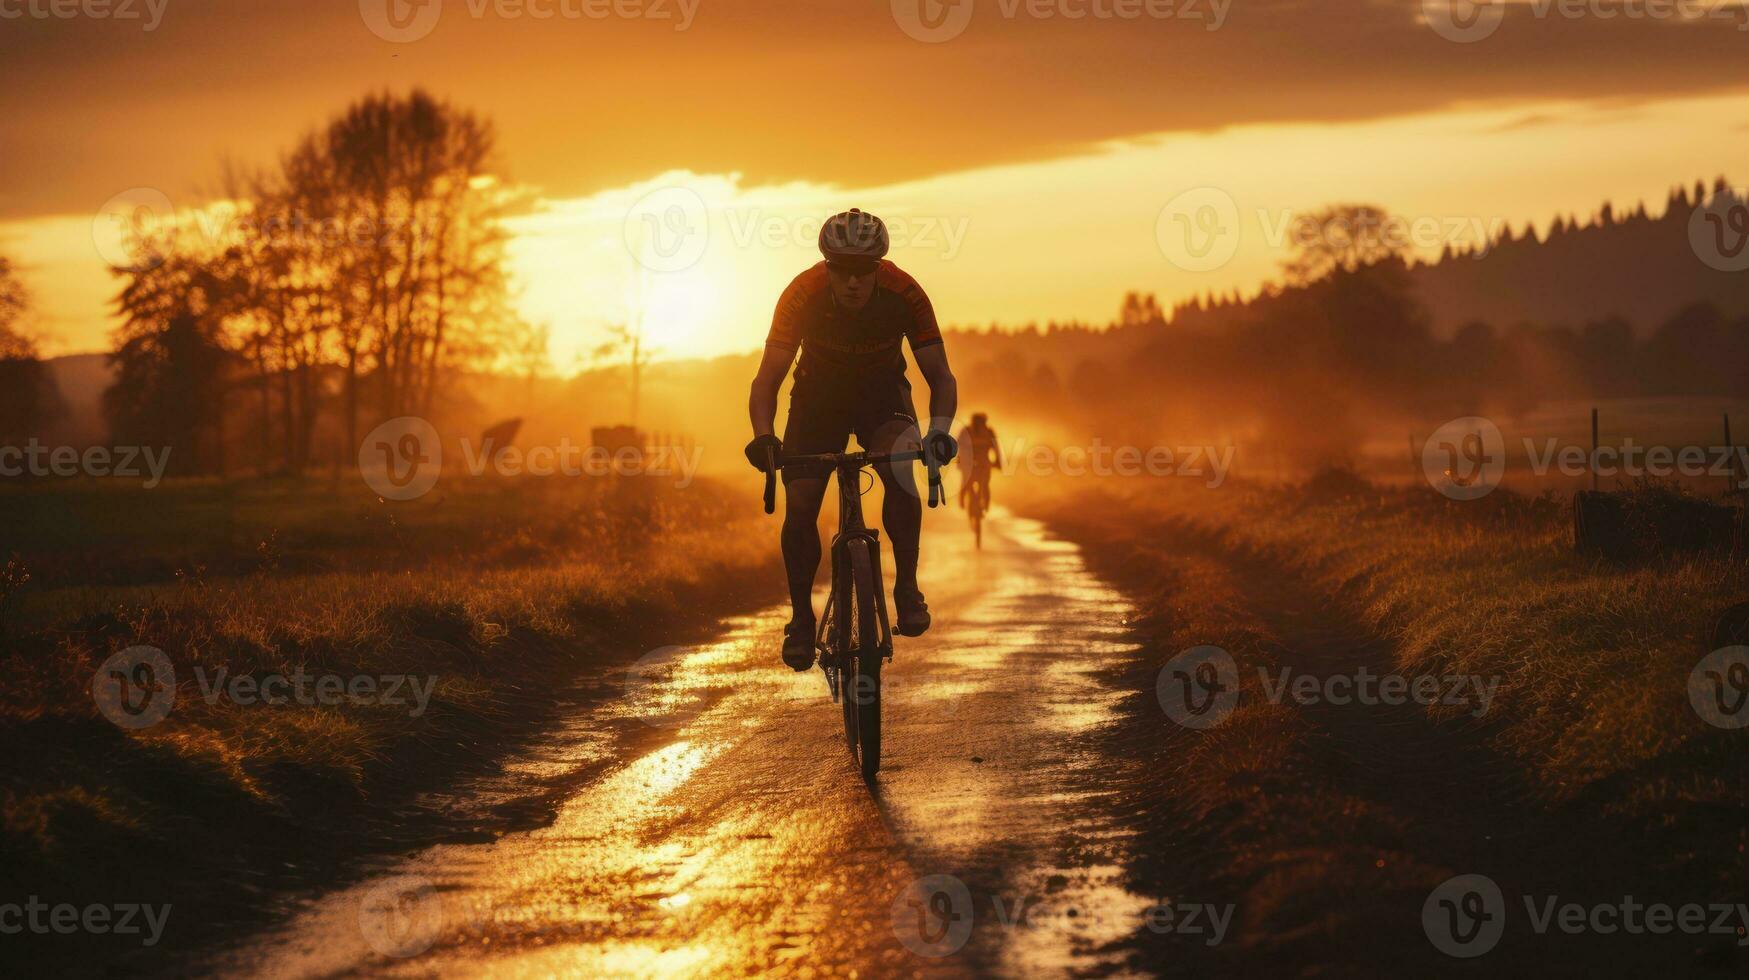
[{"x1": 628, "y1": 258, "x2": 735, "y2": 356}]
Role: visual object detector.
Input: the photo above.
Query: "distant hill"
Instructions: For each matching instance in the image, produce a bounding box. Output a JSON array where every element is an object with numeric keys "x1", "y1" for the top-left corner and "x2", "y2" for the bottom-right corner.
[
  {"x1": 1412, "y1": 179, "x2": 1749, "y2": 337},
  {"x1": 1167, "y1": 178, "x2": 1749, "y2": 339}
]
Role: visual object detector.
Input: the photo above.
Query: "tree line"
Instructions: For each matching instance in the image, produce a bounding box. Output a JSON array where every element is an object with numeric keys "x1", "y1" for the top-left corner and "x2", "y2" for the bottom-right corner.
[
  {"x1": 106, "y1": 89, "x2": 545, "y2": 476},
  {"x1": 953, "y1": 201, "x2": 1749, "y2": 464}
]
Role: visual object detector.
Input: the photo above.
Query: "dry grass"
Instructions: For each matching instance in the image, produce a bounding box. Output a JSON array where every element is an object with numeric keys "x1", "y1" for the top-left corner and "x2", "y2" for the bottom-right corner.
[
  {"x1": 1031, "y1": 473, "x2": 1747, "y2": 806},
  {"x1": 1017, "y1": 472, "x2": 1749, "y2": 971},
  {"x1": 0, "y1": 474, "x2": 779, "y2": 970}
]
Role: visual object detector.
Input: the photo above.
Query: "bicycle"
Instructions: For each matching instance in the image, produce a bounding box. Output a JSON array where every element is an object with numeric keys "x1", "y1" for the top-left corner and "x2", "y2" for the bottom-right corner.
[
  {"x1": 763, "y1": 445, "x2": 942, "y2": 780},
  {"x1": 960, "y1": 470, "x2": 991, "y2": 549}
]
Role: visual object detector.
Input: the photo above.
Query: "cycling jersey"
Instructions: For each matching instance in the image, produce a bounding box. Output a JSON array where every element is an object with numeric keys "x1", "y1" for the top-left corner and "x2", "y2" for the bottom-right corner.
[
  {"x1": 770, "y1": 260, "x2": 943, "y2": 481},
  {"x1": 958, "y1": 425, "x2": 999, "y2": 474},
  {"x1": 765, "y1": 260, "x2": 944, "y2": 379}
]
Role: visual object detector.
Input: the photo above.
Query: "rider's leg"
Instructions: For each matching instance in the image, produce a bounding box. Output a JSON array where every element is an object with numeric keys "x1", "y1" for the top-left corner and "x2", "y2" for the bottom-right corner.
[
  {"x1": 781, "y1": 476, "x2": 829, "y2": 626},
  {"x1": 869, "y1": 418, "x2": 922, "y2": 592}
]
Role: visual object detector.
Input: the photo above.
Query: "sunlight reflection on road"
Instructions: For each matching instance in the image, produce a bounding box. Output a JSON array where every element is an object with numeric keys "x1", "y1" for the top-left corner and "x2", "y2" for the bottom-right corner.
[{"x1": 206, "y1": 510, "x2": 1145, "y2": 979}]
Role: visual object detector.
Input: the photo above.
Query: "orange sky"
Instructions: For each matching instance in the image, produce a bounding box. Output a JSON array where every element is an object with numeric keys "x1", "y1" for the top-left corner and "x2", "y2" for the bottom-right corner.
[{"x1": 5, "y1": 0, "x2": 1749, "y2": 361}]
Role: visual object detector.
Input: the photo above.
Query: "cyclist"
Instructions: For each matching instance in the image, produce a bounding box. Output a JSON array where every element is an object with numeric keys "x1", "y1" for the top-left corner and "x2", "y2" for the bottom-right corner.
[
  {"x1": 956, "y1": 413, "x2": 1001, "y2": 512},
  {"x1": 745, "y1": 209, "x2": 959, "y2": 671}
]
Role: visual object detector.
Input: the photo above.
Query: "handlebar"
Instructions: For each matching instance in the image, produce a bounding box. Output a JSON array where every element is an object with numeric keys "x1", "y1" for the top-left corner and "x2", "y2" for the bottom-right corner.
[{"x1": 761, "y1": 449, "x2": 943, "y2": 514}]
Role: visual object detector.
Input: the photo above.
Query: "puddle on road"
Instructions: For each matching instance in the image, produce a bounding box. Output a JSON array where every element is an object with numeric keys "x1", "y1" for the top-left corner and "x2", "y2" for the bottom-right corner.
[
  {"x1": 879, "y1": 512, "x2": 1153, "y2": 978},
  {"x1": 199, "y1": 512, "x2": 1151, "y2": 979}
]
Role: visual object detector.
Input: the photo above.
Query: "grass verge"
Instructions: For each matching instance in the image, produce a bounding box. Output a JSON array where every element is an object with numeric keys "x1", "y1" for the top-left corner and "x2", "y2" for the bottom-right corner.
[
  {"x1": 0, "y1": 475, "x2": 782, "y2": 975},
  {"x1": 1015, "y1": 474, "x2": 1748, "y2": 974}
]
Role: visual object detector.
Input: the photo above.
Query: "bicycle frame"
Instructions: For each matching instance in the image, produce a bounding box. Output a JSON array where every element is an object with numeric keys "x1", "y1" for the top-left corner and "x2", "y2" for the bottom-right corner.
[{"x1": 761, "y1": 445, "x2": 942, "y2": 779}]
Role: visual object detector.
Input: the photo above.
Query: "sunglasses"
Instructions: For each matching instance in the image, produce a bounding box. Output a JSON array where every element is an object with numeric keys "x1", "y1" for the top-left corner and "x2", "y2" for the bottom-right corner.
[{"x1": 826, "y1": 259, "x2": 880, "y2": 277}]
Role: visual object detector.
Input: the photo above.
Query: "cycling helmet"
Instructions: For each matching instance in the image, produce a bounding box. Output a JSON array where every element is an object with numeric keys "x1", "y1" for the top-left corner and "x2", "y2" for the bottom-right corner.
[{"x1": 819, "y1": 208, "x2": 889, "y2": 266}]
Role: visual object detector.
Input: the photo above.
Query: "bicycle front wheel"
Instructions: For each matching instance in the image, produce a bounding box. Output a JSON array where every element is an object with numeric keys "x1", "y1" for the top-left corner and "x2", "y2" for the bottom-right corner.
[{"x1": 845, "y1": 537, "x2": 882, "y2": 780}]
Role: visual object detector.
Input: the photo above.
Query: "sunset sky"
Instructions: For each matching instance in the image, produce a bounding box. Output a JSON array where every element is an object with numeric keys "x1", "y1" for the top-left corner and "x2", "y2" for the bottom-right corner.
[{"x1": 6, "y1": 0, "x2": 1749, "y2": 364}]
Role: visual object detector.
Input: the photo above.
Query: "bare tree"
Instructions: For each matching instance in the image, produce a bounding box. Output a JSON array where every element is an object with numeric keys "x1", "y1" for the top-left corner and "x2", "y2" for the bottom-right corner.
[
  {"x1": 1280, "y1": 204, "x2": 1407, "y2": 287},
  {"x1": 109, "y1": 89, "x2": 528, "y2": 474},
  {"x1": 312, "y1": 90, "x2": 514, "y2": 423},
  {"x1": 590, "y1": 322, "x2": 655, "y2": 427},
  {"x1": 0, "y1": 255, "x2": 32, "y2": 360}
]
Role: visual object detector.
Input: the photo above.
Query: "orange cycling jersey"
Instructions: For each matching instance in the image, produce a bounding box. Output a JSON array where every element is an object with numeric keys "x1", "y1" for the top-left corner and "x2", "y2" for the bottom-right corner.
[{"x1": 765, "y1": 260, "x2": 944, "y2": 379}]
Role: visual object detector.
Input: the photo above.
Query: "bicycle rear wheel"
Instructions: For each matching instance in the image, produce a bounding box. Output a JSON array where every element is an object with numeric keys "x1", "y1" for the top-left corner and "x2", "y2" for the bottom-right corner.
[{"x1": 845, "y1": 537, "x2": 882, "y2": 779}]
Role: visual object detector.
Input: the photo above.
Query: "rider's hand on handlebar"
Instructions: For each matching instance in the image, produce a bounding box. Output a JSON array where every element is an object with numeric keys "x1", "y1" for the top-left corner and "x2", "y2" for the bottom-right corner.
[
  {"x1": 744, "y1": 434, "x2": 783, "y2": 471},
  {"x1": 924, "y1": 429, "x2": 958, "y2": 467}
]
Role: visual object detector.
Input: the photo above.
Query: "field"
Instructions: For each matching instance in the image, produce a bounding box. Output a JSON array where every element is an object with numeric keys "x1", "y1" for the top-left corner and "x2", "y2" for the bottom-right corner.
[
  {"x1": 0, "y1": 473, "x2": 781, "y2": 972},
  {"x1": 1014, "y1": 472, "x2": 1749, "y2": 972}
]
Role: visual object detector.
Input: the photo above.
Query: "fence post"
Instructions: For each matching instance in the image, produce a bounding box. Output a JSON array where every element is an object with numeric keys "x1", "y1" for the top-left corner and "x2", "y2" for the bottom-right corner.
[
  {"x1": 1726, "y1": 412, "x2": 1736, "y2": 498},
  {"x1": 1591, "y1": 407, "x2": 1600, "y2": 493}
]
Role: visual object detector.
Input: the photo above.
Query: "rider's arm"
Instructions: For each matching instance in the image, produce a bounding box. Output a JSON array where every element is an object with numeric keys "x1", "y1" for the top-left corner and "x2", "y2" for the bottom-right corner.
[
  {"x1": 913, "y1": 344, "x2": 958, "y2": 433},
  {"x1": 751, "y1": 271, "x2": 813, "y2": 438},
  {"x1": 748, "y1": 345, "x2": 794, "y2": 438},
  {"x1": 888, "y1": 266, "x2": 957, "y2": 431},
  {"x1": 990, "y1": 428, "x2": 1002, "y2": 468}
]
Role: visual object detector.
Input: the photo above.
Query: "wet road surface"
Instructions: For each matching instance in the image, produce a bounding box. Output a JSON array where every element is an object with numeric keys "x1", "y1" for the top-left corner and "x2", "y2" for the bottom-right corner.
[{"x1": 201, "y1": 512, "x2": 1148, "y2": 978}]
